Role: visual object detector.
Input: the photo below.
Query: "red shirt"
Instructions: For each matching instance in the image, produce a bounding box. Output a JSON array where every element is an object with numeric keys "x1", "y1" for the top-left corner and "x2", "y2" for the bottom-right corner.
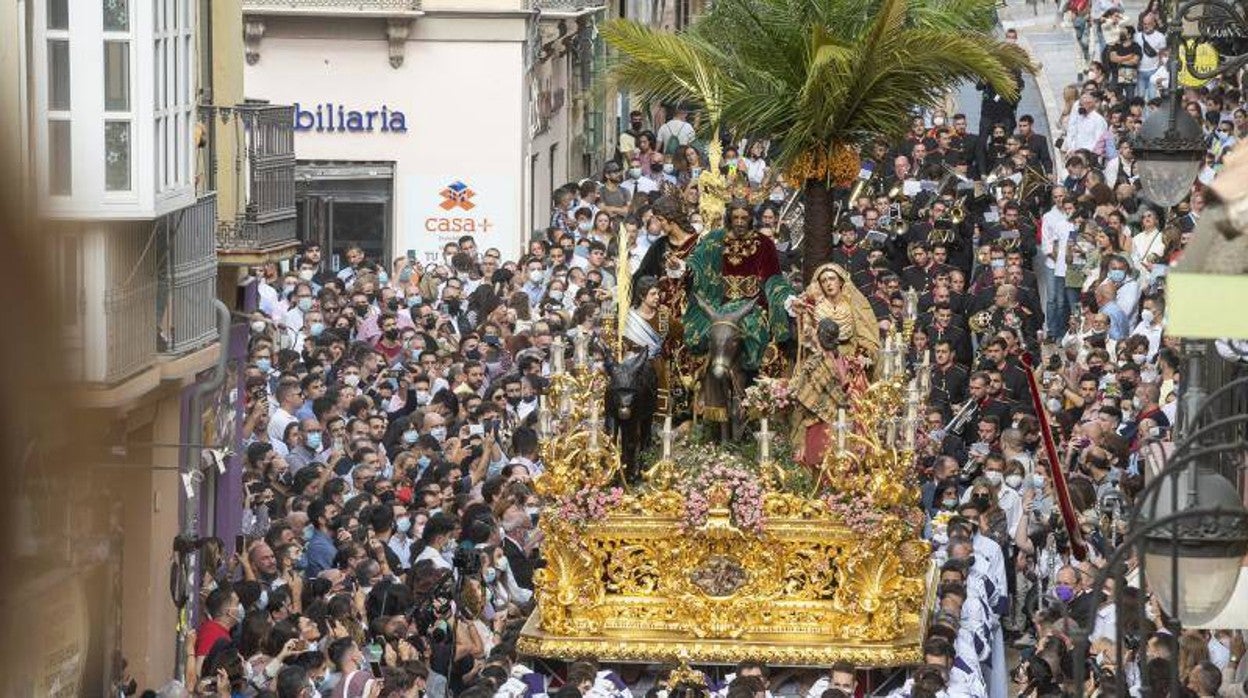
[{"x1": 195, "y1": 619, "x2": 231, "y2": 657}]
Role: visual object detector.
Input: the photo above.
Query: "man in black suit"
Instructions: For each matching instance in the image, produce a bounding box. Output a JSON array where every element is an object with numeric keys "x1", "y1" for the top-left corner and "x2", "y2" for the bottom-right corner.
[
  {"x1": 501, "y1": 506, "x2": 539, "y2": 591},
  {"x1": 1016, "y1": 115, "x2": 1053, "y2": 174},
  {"x1": 928, "y1": 303, "x2": 974, "y2": 369},
  {"x1": 929, "y1": 339, "x2": 970, "y2": 408}
]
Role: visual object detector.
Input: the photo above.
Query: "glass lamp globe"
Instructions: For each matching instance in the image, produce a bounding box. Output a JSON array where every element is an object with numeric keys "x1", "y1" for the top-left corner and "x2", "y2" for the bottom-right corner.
[
  {"x1": 1133, "y1": 98, "x2": 1207, "y2": 209},
  {"x1": 1142, "y1": 467, "x2": 1248, "y2": 626}
]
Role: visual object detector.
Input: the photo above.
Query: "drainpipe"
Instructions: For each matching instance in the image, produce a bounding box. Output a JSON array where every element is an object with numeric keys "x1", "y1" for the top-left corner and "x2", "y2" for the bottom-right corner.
[{"x1": 172, "y1": 300, "x2": 232, "y2": 683}]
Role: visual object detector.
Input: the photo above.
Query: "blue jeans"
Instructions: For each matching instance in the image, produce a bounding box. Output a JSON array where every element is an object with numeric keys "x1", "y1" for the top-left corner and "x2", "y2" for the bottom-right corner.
[
  {"x1": 1138, "y1": 68, "x2": 1158, "y2": 100},
  {"x1": 1045, "y1": 272, "x2": 1071, "y2": 340}
]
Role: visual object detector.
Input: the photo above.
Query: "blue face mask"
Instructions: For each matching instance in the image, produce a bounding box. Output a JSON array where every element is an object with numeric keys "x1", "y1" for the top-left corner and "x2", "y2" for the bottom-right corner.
[
  {"x1": 255, "y1": 358, "x2": 272, "y2": 373},
  {"x1": 1108, "y1": 269, "x2": 1126, "y2": 283},
  {"x1": 483, "y1": 568, "x2": 498, "y2": 584},
  {"x1": 399, "y1": 268, "x2": 413, "y2": 283},
  {"x1": 403, "y1": 429, "x2": 420, "y2": 444},
  {"x1": 297, "y1": 297, "x2": 313, "y2": 312},
  {"x1": 306, "y1": 432, "x2": 323, "y2": 451},
  {"x1": 396, "y1": 517, "x2": 412, "y2": 534},
  {"x1": 309, "y1": 322, "x2": 325, "y2": 337},
  {"x1": 417, "y1": 454, "x2": 431, "y2": 469},
  {"x1": 407, "y1": 295, "x2": 422, "y2": 308},
  {"x1": 990, "y1": 258, "x2": 1006, "y2": 269},
  {"x1": 378, "y1": 271, "x2": 390, "y2": 285},
  {"x1": 302, "y1": 524, "x2": 314, "y2": 541}
]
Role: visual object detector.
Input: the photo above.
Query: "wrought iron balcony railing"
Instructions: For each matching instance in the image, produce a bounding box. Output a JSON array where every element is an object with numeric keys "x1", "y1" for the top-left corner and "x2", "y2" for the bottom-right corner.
[
  {"x1": 529, "y1": 0, "x2": 606, "y2": 9},
  {"x1": 243, "y1": 0, "x2": 422, "y2": 15},
  {"x1": 160, "y1": 194, "x2": 220, "y2": 355}
]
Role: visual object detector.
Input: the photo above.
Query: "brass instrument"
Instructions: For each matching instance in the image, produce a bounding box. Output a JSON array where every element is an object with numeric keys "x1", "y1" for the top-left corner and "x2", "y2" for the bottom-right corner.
[
  {"x1": 944, "y1": 398, "x2": 979, "y2": 436},
  {"x1": 949, "y1": 198, "x2": 967, "y2": 225},
  {"x1": 1019, "y1": 162, "x2": 1054, "y2": 201},
  {"x1": 968, "y1": 309, "x2": 994, "y2": 334}
]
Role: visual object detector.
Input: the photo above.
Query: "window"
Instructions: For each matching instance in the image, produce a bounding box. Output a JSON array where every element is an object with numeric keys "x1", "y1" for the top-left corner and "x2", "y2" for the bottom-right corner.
[
  {"x1": 47, "y1": 39, "x2": 70, "y2": 110},
  {"x1": 47, "y1": 0, "x2": 68, "y2": 29},
  {"x1": 154, "y1": 0, "x2": 194, "y2": 196},
  {"x1": 104, "y1": 41, "x2": 130, "y2": 111},
  {"x1": 48, "y1": 120, "x2": 72, "y2": 195},
  {"x1": 103, "y1": 0, "x2": 128, "y2": 31},
  {"x1": 105, "y1": 121, "x2": 131, "y2": 191}
]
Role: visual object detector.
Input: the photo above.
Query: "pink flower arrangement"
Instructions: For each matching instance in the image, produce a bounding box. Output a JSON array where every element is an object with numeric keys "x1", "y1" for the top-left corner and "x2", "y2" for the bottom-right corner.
[
  {"x1": 556, "y1": 486, "x2": 624, "y2": 528},
  {"x1": 824, "y1": 492, "x2": 887, "y2": 536},
  {"x1": 681, "y1": 463, "x2": 767, "y2": 535},
  {"x1": 742, "y1": 377, "x2": 793, "y2": 417}
]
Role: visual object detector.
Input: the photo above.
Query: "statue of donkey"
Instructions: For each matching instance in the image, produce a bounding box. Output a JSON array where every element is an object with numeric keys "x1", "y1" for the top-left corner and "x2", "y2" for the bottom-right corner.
[{"x1": 693, "y1": 295, "x2": 756, "y2": 443}]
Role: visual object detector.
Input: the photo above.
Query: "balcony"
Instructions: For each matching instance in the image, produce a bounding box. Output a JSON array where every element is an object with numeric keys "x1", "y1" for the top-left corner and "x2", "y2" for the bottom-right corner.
[
  {"x1": 243, "y1": 0, "x2": 423, "y2": 16},
  {"x1": 216, "y1": 104, "x2": 300, "y2": 260},
  {"x1": 529, "y1": 0, "x2": 606, "y2": 10},
  {"x1": 159, "y1": 194, "x2": 220, "y2": 356}
]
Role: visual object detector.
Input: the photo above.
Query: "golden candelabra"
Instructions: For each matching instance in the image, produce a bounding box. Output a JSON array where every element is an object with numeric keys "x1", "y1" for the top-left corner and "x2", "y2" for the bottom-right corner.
[{"x1": 519, "y1": 338, "x2": 936, "y2": 667}]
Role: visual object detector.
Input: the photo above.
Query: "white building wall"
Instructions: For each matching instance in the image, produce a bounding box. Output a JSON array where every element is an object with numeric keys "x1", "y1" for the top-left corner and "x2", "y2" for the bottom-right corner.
[{"x1": 245, "y1": 15, "x2": 529, "y2": 263}]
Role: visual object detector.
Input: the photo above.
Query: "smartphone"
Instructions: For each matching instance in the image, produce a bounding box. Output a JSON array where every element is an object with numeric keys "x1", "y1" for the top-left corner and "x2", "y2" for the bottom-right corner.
[
  {"x1": 366, "y1": 642, "x2": 383, "y2": 676},
  {"x1": 235, "y1": 534, "x2": 247, "y2": 553},
  {"x1": 407, "y1": 249, "x2": 417, "y2": 263}
]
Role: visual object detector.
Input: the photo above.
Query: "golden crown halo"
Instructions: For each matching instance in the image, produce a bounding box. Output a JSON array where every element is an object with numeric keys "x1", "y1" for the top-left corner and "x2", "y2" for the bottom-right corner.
[{"x1": 664, "y1": 660, "x2": 708, "y2": 690}]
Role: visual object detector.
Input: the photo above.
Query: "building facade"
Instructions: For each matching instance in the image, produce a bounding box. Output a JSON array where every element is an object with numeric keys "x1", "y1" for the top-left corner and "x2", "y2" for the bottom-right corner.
[
  {"x1": 2, "y1": 0, "x2": 288, "y2": 691},
  {"x1": 242, "y1": 0, "x2": 611, "y2": 266}
]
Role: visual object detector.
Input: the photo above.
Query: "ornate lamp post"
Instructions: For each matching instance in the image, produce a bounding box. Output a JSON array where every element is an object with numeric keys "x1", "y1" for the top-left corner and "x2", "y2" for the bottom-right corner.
[
  {"x1": 1132, "y1": 0, "x2": 1248, "y2": 206},
  {"x1": 1069, "y1": 375, "x2": 1248, "y2": 696}
]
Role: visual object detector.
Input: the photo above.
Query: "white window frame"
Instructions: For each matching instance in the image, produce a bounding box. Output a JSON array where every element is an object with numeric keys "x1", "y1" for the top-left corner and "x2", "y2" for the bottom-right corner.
[
  {"x1": 103, "y1": 0, "x2": 137, "y2": 198},
  {"x1": 37, "y1": 0, "x2": 73, "y2": 200},
  {"x1": 154, "y1": 0, "x2": 194, "y2": 204}
]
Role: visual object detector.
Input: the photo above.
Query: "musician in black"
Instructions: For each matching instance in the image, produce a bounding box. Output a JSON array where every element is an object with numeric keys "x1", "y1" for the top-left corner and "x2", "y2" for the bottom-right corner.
[
  {"x1": 966, "y1": 371, "x2": 1013, "y2": 437},
  {"x1": 978, "y1": 338, "x2": 1030, "y2": 403},
  {"x1": 927, "y1": 302, "x2": 973, "y2": 369},
  {"x1": 901, "y1": 242, "x2": 938, "y2": 293},
  {"x1": 929, "y1": 340, "x2": 969, "y2": 408}
]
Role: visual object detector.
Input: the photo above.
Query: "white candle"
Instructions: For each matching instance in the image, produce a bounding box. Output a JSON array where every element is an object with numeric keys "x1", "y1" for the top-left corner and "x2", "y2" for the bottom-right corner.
[
  {"x1": 886, "y1": 417, "x2": 897, "y2": 447},
  {"x1": 758, "y1": 417, "x2": 771, "y2": 463},
  {"x1": 574, "y1": 333, "x2": 589, "y2": 368},
  {"x1": 836, "y1": 408, "x2": 848, "y2": 453},
  {"x1": 661, "y1": 413, "x2": 673, "y2": 460},
  {"x1": 588, "y1": 400, "x2": 600, "y2": 449},
  {"x1": 552, "y1": 337, "x2": 565, "y2": 374}
]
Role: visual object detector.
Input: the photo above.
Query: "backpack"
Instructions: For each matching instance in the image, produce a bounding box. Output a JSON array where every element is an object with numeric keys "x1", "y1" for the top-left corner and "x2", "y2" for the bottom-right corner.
[
  {"x1": 1067, "y1": 0, "x2": 1089, "y2": 14},
  {"x1": 663, "y1": 132, "x2": 683, "y2": 157}
]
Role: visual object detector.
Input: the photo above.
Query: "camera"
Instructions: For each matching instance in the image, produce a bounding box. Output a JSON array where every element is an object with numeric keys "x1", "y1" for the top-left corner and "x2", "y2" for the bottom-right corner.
[{"x1": 453, "y1": 545, "x2": 482, "y2": 578}]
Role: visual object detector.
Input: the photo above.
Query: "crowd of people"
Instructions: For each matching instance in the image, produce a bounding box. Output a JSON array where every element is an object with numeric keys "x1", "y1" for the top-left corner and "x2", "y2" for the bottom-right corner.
[{"x1": 164, "y1": 10, "x2": 1248, "y2": 696}]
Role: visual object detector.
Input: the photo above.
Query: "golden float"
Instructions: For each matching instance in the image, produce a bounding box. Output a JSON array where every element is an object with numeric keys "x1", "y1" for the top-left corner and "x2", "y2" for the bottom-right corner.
[{"x1": 518, "y1": 340, "x2": 936, "y2": 667}]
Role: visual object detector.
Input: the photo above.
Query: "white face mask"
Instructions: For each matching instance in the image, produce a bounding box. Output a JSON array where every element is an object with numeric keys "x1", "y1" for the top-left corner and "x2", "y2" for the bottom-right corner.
[
  {"x1": 984, "y1": 470, "x2": 1004, "y2": 487},
  {"x1": 529, "y1": 269, "x2": 544, "y2": 284},
  {"x1": 250, "y1": 320, "x2": 267, "y2": 334},
  {"x1": 692, "y1": 222, "x2": 705, "y2": 234},
  {"x1": 342, "y1": 374, "x2": 361, "y2": 387},
  {"x1": 1131, "y1": 353, "x2": 1147, "y2": 365},
  {"x1": 1141, "y1": 309, "x2": 1155, "y2": 323},
  {"x1": 1005, "y1": 474, "x2": 1024, "y2": 489}
]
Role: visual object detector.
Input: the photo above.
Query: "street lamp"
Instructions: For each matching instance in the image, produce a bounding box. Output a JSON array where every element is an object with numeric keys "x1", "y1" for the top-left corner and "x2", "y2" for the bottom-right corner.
[
  {"x1": 1140, "y1": 465, "x2": 1248, "y2": 626},
  {"x1": 1131, "y1": 0, "x2": 1248, "y2": 207},
  {"x1": 1132, "y1": 97, "x2": 1206, "y2": 208}
]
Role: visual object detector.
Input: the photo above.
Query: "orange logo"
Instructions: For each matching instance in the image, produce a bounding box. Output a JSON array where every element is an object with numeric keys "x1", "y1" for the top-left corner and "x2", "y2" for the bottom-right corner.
[{"x1": 439, "y1": 181, "x2": 476, "y2": 211}]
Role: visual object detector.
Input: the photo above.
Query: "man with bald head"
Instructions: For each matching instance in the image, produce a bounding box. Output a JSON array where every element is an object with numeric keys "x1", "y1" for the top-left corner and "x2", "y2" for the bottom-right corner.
[{"x1": 1095, "y1": 282, "x2": 1129, "y2": 340}]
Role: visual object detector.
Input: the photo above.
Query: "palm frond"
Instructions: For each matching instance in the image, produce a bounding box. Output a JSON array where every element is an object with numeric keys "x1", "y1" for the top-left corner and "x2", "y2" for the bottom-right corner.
[{"x1": 601, "y1": 19, "x2": 731, "y2": 119}]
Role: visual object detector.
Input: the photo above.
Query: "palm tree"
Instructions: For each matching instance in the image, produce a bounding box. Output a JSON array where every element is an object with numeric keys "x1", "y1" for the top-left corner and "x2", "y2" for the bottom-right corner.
[{"x1": 602, "y1": 0, "x2": 1032, "y2": 283}]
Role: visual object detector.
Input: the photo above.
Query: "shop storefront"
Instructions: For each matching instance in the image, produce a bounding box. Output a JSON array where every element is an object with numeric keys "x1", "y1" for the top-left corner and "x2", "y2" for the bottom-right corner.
[{"x1": 244, "y1": 13, "x2": 529, "y2": 264}]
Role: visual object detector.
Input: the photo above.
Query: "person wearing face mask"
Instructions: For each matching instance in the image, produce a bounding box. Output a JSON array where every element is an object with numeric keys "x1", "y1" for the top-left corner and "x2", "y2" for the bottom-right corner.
[
  {"x1": 598, "y1": 161, "x2": 632, "y2": 219},
  {"x1": 414, "y1": 512, "x2": 458, "y2": 572},
  {"x1": 965, "y1": 459, "x2": 1023, "y2": 543},
  {"x1": 1129, "y1": 296, "x2": 1164, "y2": 359},
  {"x1": 195, "y1": 588, "x2": 245, "y2": 664}
]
